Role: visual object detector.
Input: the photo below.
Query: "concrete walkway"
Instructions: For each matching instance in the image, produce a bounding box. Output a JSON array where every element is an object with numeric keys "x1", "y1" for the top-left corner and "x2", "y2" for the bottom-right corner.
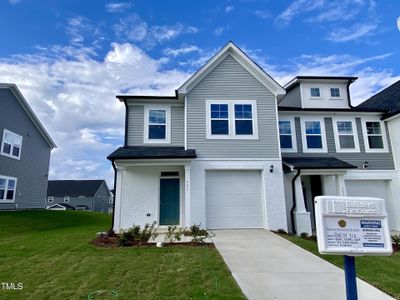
[{"x1": 211, "y1": 229, "x2": 394, "y2": 300}]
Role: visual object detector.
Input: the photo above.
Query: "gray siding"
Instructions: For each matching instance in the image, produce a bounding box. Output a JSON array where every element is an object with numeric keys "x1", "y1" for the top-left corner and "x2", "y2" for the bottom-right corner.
[
  {"x1": 283, "y1": 116, "x2": 395, "y2": 170},
  {"x1": 279, "y1": 85, "x2": 301, "y2": 108},
  {"x1": 187, "y1": 54, "x2": 280, "y2": 158},
  {"x1": 127, "y1": 104, "x2": 184, "y2": 146},
  {"x1": 0, "y1": 89, "x2": 51, "y2": 209}
]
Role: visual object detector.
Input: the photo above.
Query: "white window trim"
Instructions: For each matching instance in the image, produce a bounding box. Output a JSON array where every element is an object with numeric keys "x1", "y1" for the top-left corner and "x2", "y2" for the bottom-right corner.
[
  {"x1": 64, "y1": 196, "x2": 70, "y2": 203},
  {"x1": 309, "y1": 87, "x2": 322, "y2": 99},
  {"x1": 48, "y1": 196, "x2": 54, "y2": 203},
  {"x1": 332, "y1": 117, "x2": 360, "y2": 153},
  {"x1": 0, "y1": 175, "x2": 17, "y2": 203},
  {"x1": 1, "y1": 129, "x2": 22, "y2": 160},
  {"x1": 206, "y1": 100, "x2": 259, "y2": 139},
  {"x1": 279, "y1": 117, "x2": 297, "y2": 153},
  {"x1": 300, "y1": 117, "x2": 328, "y2": 153},
  {"x1": 329, "y1": 87, "x2": 343, "y2": 100},
  {"x1": 361, "y1": 118, "x2": 389, "y2": 153},
  {"x1": 143, "y1": 105, "x2": 171, "y2": 144}
]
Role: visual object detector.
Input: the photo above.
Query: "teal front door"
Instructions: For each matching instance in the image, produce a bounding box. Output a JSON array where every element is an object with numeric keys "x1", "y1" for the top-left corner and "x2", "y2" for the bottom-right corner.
[{"x1": 160, "y1": 178, "x2": 180, "y2": 225}]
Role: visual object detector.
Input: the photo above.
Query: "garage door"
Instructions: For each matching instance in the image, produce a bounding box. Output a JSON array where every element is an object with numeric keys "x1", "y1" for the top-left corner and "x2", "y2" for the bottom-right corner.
[
  {"x1": 206, "y1": 170, "x2": 263, "y2": 229},
  {"x1": 345, "y1": 180, "x2": 396, "y2": 229}
]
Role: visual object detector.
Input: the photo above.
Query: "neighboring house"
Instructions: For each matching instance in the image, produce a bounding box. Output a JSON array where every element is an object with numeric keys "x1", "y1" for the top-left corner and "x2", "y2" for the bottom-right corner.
[
  {"x1": 47, "y1": 180, "x2": 111, "y2": 213},
  {"x1": 279, "y1": 76, "x2": 400, "y2": 234},
  {"x1": 0, "y1": 83, "x2": 56, "y2": 210},
  {"x1": 108, "y1": 42, "x2": 400, "y2": 234},
  {"x1": 47, "y1": 203, "x2": 75, "y2": 211}
]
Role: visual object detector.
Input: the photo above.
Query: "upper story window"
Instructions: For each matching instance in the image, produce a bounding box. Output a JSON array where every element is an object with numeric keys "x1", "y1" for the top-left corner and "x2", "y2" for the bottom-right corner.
[
  {"x1": 300, "y1": 118, "x2": 327, "y2": 153},
  {"x1": 279, "y1": 117, "x2": 297, "y2": 152},
  {"x1": 48, "y1": 196, "x2": 54, "y2": 203},
  {"x1": 144, "y1": 106, "x2": 171, "y2": 144},
  {"x1": 332, "y1": 118, "x2": 360, "y2": 153},
  {"x1": 64, "y1": 196, "x2": 70, "y2": 203},
  {"x1": 206, "y1": 100, "x2": 258, "y2": 139},
  {"x1": 0, "y1": 175, "x2": 17, "y2": 203},
  {"x1": 310, "y1": 88, "x2": 320, "y2": 98},
  {"x1": 362, "y1": 120, "x2": 388, "y2": 152},
  {"x1": 330, "y1": 88, "x2": 341, "y2": 98},
  {"x1": 1, "y1": 129, "x2": 22, "y2": 160}
]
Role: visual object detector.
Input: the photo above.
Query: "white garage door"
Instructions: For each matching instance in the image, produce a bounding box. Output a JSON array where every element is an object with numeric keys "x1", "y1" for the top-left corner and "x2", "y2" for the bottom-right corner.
[{"x1": 206, "y1": 170, "x2": 263, "y2": 229}]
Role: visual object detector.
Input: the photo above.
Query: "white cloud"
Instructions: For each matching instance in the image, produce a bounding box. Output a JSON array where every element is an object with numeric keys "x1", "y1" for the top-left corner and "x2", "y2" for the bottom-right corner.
[
  {"x1": 113, "y1": 14, "x2": 198, "y2": 48},
  {"x1": 225, "y1": 5, "x2": 234, "y2": 13},
  {"x1": 275, "y1": 0, "x2": 325, "y2": 29},
  {"x1": 105, "y1": 2, "x2": 134, "y2": 13},
  {"x1": 213, "y1": 27, "x2": 224, "y2": 36},
  {"x1": 0, "y1": 43, "x2": 190, "y2": 185},
  {"x1": 254, "y1": 10, "x2": 272, "y2": 20},
  {"x1": 326, "y1": 23, "x2": 378, "y2": 42},
  {"x1": 163, "y1": 45, "x2": 200, "y2": 57}
]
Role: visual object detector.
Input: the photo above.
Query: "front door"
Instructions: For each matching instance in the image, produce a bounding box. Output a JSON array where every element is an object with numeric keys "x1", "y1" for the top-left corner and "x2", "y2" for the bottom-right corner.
[{"x1": 159, "y1": 178, "x2": 180, "y2": 225}]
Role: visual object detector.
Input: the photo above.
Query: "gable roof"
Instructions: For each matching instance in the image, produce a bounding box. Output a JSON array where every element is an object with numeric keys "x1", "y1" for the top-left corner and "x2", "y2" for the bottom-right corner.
[
  {"x1": 0, "y1": 83, "x2": 56, "y2": 149},
  {"x1": 177, "y1": 41, "x2": 286, "y2": 97},
  {"x1": 47, "y1": 203, "x2": 75, "y2": 210},
  {"x1": 357, "y1": 80, "x2": 400, "y2": 118},
  {"x1": 47, "y1": 180, "x2": 108, "y2": 197}
]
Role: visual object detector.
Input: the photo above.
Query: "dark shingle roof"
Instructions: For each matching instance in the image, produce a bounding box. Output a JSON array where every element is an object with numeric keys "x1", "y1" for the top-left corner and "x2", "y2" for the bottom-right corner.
[
  {"x1": 47, "y1": 180, "x2": 106, "y2": 197},
  {"x1": 107, "y1": 146, "x2": 197, "y2": 160},
  {"x1": 283, "y1": 157, "x2": 357, "y2": 170},
  {"x1": 358, "y1": 80, "x2": 400, "y2": 118}
]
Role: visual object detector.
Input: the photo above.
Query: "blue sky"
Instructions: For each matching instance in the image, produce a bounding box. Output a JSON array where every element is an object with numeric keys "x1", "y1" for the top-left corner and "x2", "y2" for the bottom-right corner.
[{"x1": 0, "y1": 0, "x2": 399, "y2": 186}]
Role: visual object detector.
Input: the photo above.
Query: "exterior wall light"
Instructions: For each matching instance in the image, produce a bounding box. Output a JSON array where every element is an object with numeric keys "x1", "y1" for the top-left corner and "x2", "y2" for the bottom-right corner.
[{"x1": 270, "y1": 164, "x2": 274, "y2": 173}]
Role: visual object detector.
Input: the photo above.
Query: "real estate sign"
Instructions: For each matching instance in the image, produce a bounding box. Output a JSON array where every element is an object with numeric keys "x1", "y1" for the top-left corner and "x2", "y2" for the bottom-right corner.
[{"x1": 315, "y1": 196, "x2": 392, "y2": 255}]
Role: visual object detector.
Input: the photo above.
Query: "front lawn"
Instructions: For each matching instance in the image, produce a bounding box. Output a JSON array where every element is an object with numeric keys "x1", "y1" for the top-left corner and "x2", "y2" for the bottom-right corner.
[
  {"x1": 279, "y1": 234, "x2": 400, "y2": 299},
  {"x1": 0, "y1": 211, "x2": 245, "y2": 299}
]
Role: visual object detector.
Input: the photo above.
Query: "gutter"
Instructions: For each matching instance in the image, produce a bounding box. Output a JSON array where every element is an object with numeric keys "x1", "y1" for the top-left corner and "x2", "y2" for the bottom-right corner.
[
  {"x1": 110, "y1": 160, "x2": 117, "y2": 232},
  {"x1": 290, "y1": 169, "x2": 301, "y2": 234}
]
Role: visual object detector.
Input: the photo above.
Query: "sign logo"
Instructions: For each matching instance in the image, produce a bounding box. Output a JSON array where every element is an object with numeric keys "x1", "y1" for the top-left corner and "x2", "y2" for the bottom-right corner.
[{"x1": 338, "y1": 219, "x2": 347, "y2": 228}]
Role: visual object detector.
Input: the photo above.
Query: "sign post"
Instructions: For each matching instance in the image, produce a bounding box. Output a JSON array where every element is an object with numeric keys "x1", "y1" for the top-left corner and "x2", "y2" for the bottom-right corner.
[{"x1": 314, "y1": 196, "x2": 392, "y2": 300}]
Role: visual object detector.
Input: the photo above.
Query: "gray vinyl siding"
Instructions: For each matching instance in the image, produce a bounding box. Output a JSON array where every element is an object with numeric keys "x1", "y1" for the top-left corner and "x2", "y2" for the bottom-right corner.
[
  {"x1": 282, "y1": 116, "x2": 395, "y2": 170},
  {"x1": 47, "y1": 183, "x2": 111, "y2": 213},
  {"x1": 127, "y1": 104, "x2": 184, "y2": 146},
  {"x1": 279, "y1": 85, "x2": 301, "y2": 108},
  {"x1": 186, "y1": 54, "x2": 280, "y2": 158},
  {"x1": 0, "y1": 89, "x2": 51, "y2": 209}
]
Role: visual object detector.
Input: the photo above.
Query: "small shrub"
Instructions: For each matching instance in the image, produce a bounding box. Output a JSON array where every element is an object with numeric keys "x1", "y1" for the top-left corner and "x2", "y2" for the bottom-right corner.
[
  {"x1": 139, "y1": 222, "x2": 158, "y2": 243},
  {"x1": 276, "y1": 228, "x2": 288, "y2": 235},
  {"x1": 299, "y1": 232, "x2": 309, "y2": 239},
  {"x1": 190, "y1": 224, "x2": 208, "y2": 243},
  {"x1": 117, "y1": 222, "x2": 158, "y2": 246},
  {"x1": 392, "y1": 234, "x2": 400, "y2": 246},
  {"x1": 164, "y1": 225, "x2": 184, "y2": 243}
]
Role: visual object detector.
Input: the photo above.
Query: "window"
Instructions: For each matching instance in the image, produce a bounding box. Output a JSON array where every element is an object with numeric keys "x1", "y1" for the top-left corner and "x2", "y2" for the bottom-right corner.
[
  {"x1": 144, "y1": 106, "x2": 171, "y2": 143},
  {"x1": 333, "y1": 119, "x2": 360, "y2": 152},
  {"x1": 48, "y1": 196, "x2": 54, "y2": 203},
  {"x1": 301, "y1": 118, "x2": 327, "y2": 152},
  {"x1": 1, "y1": 129, "x2": 22, "y2": 159},
  {"x1": 210, "y1": 104, "x2": 229, "y2": 135},
  {"x1": 206, "y1": 100, "x2": 258, "y2": 139},
  {"x1": 330, "y1": 88, "x2": 341, "y2": 98},
  {"x1": 362, "y1": 120, "x2": 388, "y2": 152},
  {"x1": 310, "y1": 88, "x2": 320, "y2": 98},
  {"x1": 234, "y1": 104, "x2": 253, "y2": 135},
  {"x1": 64, "y1": 196, "x2": 70, "y2": 203},
  {"x1": 279, "y1": 118, "x2": 296, "y2": 152},
  {"x1": 0, "y1": 176, "x2": 17, "y2": 202}
]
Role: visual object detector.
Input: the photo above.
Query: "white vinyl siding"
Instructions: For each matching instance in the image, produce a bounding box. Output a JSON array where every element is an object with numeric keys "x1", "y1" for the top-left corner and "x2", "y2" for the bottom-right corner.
[{"x1": 1, "y1": 129, "x2": 22, "y2": 160}]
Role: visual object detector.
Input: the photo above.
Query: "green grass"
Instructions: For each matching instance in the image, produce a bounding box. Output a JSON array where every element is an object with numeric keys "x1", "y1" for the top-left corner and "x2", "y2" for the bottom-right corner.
[
  {"x1": 0, "y1": 211, "x2": 245, "y2": 300},
  {"x1": 279, "y1": 234, "x2": 400, "y2": 299}
]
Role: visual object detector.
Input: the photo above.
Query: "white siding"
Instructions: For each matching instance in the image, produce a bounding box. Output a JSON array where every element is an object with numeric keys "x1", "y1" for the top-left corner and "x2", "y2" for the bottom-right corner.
[
  {"x1": 300, "y1": 82, "x2": 350, "y2": 109},
  {"x1": 388, "y1": 116, "x2": 400, "y2": 169}
]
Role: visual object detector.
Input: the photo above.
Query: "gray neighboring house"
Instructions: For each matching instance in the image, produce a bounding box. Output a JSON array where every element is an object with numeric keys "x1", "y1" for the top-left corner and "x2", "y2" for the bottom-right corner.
[
  {"x1": 0, "y1": 83, "x2": 56, "y2": 210},
  {"x1": 47, "y1": 180, "x2": 111, "y2": 213}
]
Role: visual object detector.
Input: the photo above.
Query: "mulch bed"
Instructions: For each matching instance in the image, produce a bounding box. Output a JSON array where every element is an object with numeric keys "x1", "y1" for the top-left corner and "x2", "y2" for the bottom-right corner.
[
  {"x1": 90, "y1": 236, "x2": 214, "y2": 248},
  {"x1": 393, "y1": 244, "x2": 400, "y2": 253}
]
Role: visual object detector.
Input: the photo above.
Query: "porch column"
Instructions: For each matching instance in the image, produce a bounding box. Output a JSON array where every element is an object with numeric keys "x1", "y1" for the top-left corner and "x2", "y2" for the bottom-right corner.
[
  {"x1": 184, "y1": 164, "x2": 191, "y2": 227},
  {"x1": 336, "y1": 175, "x2": 347, "y2": 196},
  {"x1": 293, "y1": 175, "x2": 312, "y2": 236},
  {"x1": 113, "y1": 165, "x2": 126, "y2": 233}
]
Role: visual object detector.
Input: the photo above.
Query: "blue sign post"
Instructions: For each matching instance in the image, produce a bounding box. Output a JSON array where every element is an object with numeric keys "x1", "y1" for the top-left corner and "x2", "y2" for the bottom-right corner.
[{"x1": 344, "y1": 255, "x2": 358, "y2": 300}]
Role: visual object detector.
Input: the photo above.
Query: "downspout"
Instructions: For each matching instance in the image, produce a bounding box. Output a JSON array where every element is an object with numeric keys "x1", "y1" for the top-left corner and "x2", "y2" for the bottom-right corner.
[
  {"x1": 290, "y1": 169, "x2": 301, "y2": 234},
  {"x1": 346, "y1": 80, "x2": 354, "y2": 109},
  {"x1": 123, "y1": 99, "x2": 129, "y2": 147},
  {"x1": 110, "y1": 160, "x2": 117, "y2": 232}
]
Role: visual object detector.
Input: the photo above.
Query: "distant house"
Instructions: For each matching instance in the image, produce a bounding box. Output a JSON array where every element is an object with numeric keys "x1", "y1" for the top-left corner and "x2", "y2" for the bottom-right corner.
[
  {"x1": 47, "y1": 203, "x2": 75, "y2": 211},
  {"x1": 0, "y1": 83, "x2": 56, "y2": 210},
  {"x1": 47, "y1": 180, "x2": 111, "y2": 213}
]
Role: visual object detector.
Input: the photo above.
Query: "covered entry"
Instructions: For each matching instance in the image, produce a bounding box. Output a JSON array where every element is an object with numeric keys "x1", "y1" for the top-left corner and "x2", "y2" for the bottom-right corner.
[{"x1": 206, "y1": 170, "x2": 263, "y2": 229}]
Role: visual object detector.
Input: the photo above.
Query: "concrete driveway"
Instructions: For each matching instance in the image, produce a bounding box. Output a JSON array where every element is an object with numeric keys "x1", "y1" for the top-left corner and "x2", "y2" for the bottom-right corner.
[{"x1": 211, "y1": 229, "x2": 393, "y2": 300}]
